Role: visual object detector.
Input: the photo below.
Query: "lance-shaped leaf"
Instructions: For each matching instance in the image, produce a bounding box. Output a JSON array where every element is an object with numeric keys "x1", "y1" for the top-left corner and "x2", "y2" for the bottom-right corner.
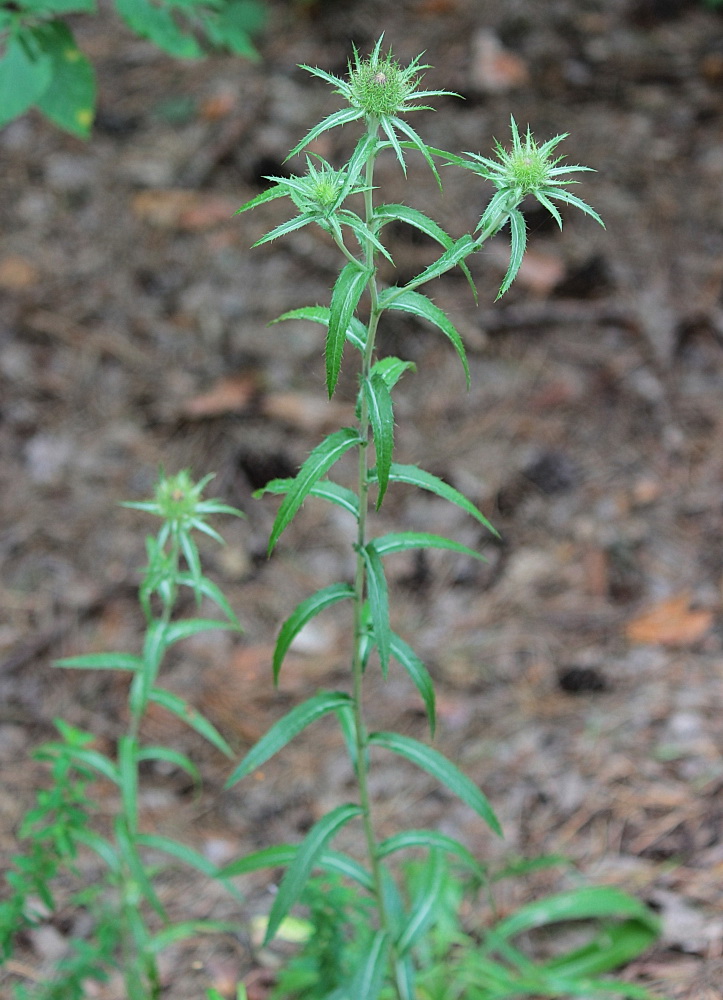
[
  {"x1": 364, "y1": 373, "x2": 394, "y2": 509},
  {"x1": 370, "y1": 462, "x2": 499, "y2": 537},
  {"x1": 258, "y1": 478, "x2": 360, "y2": 520},
  {"x1": 377, "y1": 830, "x2": 484, "y2": 880},
  {"x1": 369, "y1": 357, "x2": 416, "y2": 392},
  {"x1": 148, "y1": 687, "x2": 234, "y2": 759},
  {"x1": 136, "y1": 746, "x2": 200, "y2": 787},
  {"x1": 348, "y1": 930, "x2": 390, "y2": 1000},
  {"x1": 119, "y1": 735, "x2": 139, "y2": 834},
  {"x1": 396, "y1": 849, "x2": 445, "y2": 955},
  {"x1": 405, "y1": 233, "x2": 477, "y2": 291},
  {"x1": 327, "y1": 262, "x2": 371, "y2": 396},
  {"x1": 54, "y1": 652, "x2": 143, "y2": 672},
  {"x1": 361, "y1": 543, "x2": 391, "y2": 676},
  {"x1": 389, "y1": 632, "x2": 435, "y2": 736},
  {"x1": 370, "y1": 531, "x2": 485, "y2": 563},
  {"x1": 264, "y1": 803, "x2": 364, "y2": 944},
  {"x1": 273, "y1": 583, "x2": 354, "y2": 682},
  {"x1": 369, "y1": 732, "x2": 502, "y2": 836},
  {"x1": 218, "y1": 844, "x2": 373, "y2": 891},
  {"x1": 165, "y1": 618, "x2": 241, "y2": 646},
  {"x1": 497, "y1": 207, "x2": 527, "y2": 298},
  {"x1": 235, "y1": 183, "x2": 291, "y2": 215},
  {"x1": 225, "y1": 691, "x2": 353, "y2": 788},
  {"x1": 287, "y1": 106, "x2": 365, "y2": 160},
  {"x1": 268, "y1": 428, "x2": 361, "y2": 553},
  {"x1": 34, "y1": 22, "x2": 95, "y2": 138},
  {"x1": 177, "y1": 571, "x2": 240, "y2": 626},
  {"x1": 378, "y1": 288, "x2": 470, "y2": 388},
  {"x1": 0, "y1": 32, "x2": 53, "y2": 128},
  {"x1": 272, "y1": 306, "x2": 367, "y2": 352}
]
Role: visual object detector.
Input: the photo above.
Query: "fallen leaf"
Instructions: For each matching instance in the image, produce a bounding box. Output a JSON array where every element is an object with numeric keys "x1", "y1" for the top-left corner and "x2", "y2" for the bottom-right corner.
[
  {"x1": 625, "y1": 592, "x2": 713, "y2": 647},
  {"x1": 182, "y1": 373, "x2": 259, "y2": 417}
]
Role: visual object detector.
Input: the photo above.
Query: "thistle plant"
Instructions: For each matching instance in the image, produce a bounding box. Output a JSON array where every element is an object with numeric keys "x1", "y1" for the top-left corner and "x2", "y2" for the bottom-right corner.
[
  {"x1": 2, "y1": 471, "x2": 245, "y2": 1000},
  {"x1": 219, "y1": 38, "x2": 660, "y2": 1000}
]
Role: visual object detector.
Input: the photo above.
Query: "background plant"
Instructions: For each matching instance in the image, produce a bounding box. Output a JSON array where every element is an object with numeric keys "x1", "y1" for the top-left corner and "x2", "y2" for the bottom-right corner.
[
  {"x1": 218, "y1": 37, "x2": 662, "y2": 1000},
  {"x1": 0, "y1": 0, "x2": 265, "y2": 136},
  {"x1": 1, "y1": 470, "x2": 245, "y2": 1000}
]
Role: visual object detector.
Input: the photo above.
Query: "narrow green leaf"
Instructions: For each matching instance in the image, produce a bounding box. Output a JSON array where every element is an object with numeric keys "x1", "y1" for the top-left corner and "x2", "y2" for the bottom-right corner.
[
  {"x1": 252, "y1": 212, "x2": 314, "y2": 248},
  {"x1": 287, "y1": 107, "x2": 364, "y2": 160},
  {"x1": 118, "y1": 735, "x2": 138, "y2": 834},
  {"x1": 268, "y1": 428, "x2": 361, "y2": 553},
  {"x1": 370, "y1": 531, "x2": 485, "y2": 563},
  {"x1": 349, "y1": 930, "x2": 390, "y2": 1000},
  {"x1": 369, "y1": 732, "x2": 502, "y2": 836},
  {"x1": 148, "y1": 919, "x2": 240, "y2": 954},
  {"x1": 164, "y1": 618, "x2": 241, "y2": 646},
  {"x1": 54, "y1": 652, "x2": 143, "y2": 672},
  {"x1": 73, "y1": 828, "x2": 120, "y2": 873},
  {"x1": 364, "y1": 373, "x2": 394, "y2": 509},
  {"x1": 361, "y1": 543, "x2": 391, "y2": 677},
  {"x1": 377, "y1": 830, "x2": 484, "y2": 880},
  {"x1": 378, "y1": 288, "x2": 470, "y2": 388},
  {"x1": 273, "y1": 583, "x2": 355, "y2": 682},
  {"x1": 0, "y1": 32, "x2": 52, "y2": 127},
  {"x1": 264, "y1": 803, "x2": 363, "y2": 944},
  {"x1": 147, "y1": 687, "x2": 234, "y2": 759},
  {"x1": 136, "y1": 746, "x2": 201, "y2": 787},
  {"x1": 369, "y1": 357, "x2": 416, "y2": 392},
  {"x1": 258, "y1": 478, "x2": 360, "y2": 520},
  {"x1": 406, "y1": 233, "x2": 477, "y2": 289},
  {"x1": 115, "y1": 0, "x2": 201, "y2": 57},
  {"x1": 271, "y1": 306, "x2": 367, "y2": 352},
  {"x1": 218, "y1": 844, "x2": 372, "y2": 891},
  {"x1": 327, "y1": 262, "x2": 371, "y2": 396},
  {"x1": 176, "y1": 571, "x2": 240, "y2": 627},
  {"x1": 370, "y1": 462, "x2": 499, "y2": 537},
  {"x1": 34, "y1": 22, "x2": 95, "y2": 137},
  {"x1": 65, "y1": 747, "x2": 120, "y2": 786},
  {"x1": 542, "y1": 919, "x2": 659, "y2": 982},
  {"x1": 136, "y1": 834, "x2": 220, "y2": 878},
  {"x1": 385, "y1": 633, "x2": 435, "y2": 736},
  {"x1": 225, "y1": 691, "x2": 353, "y2": 788},
  {"x1": 497, "y1": 208, "x2": 527, "y2": 298},
  {"x1": 235, "y1": 184, "x2": 290, "y2": 215},
  {"x1": 396, "y1": 849, "x2": 445, "y2": 955},
  {"x1": 114, "y1": 816, "x2": 166, "y2": 918}
]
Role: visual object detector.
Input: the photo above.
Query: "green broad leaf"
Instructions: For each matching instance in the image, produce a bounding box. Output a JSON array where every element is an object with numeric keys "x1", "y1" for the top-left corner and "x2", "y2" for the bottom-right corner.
[
  {"x1": 273, "y1": 584, "x2": 355, "y2": 683},
  {"x1": 114, "y1": 0, "x2": 202, "y2": 58},
  {"x1": 148, "y1": 919, "x2": 241, "y2": 954},
  {"x1": 252, "y1": 212, "x2": 315, "y2": 247},
  {"x1": 118, "y1": 735, "x2": 139, "y2": 834},
  {"x1": 378, "y1": 830, "x2": 484, "y2": 880},
  {"x1": 396, "y1": 849, "x2": 445, "y2": 955},
  {"x1": 136, "y1": 746, "x2": 200, "y2": 787},
  {"x1": 287, "y1": 107, "x2": 365, "y2": 160},
  {"x1": 493, "y1": 886, "x2": 660, "y2": 943},
  {"x1": 372, "y1": 462, "x2": 499, "y2": 537},
  {"x1": 378, "y1": 288, "x2": 470, "y2": 389},
  {"x1": 361, "y1": 542, "x2": 391, "y2": 677},
  {"x1": 406, "y1": 233, "x2": 478, "y2": 290},
  {"x1": 497, "y1": 207, "x2": 527, "y2": 298},
  {"x1": 369, "y1": 357, "x2": 416, "y2": 392},
  {"x1": 53, "y1": 652, "x2": 143, "y2": 671},
  {"x1": 225, "y1": 691, "x2": 353, "y2": 788},
  {"x1": 327, "y1": 262, "x2": 371, "y2": 397},
  {"x1": 370, "y1": 531, "x2": 485, "y2": 562},
  {"x1": 272, "y1": 305, "x2": 367, "y2": 352},
  {"x1": 264, "y1": 803, "x2": 363, "y2": 945},
  {"x1": 258, "y1": 478, "x2": 360, "y2": 520},
  {"x1": 209, "y1": 0, "x2": 265, "y2": 58},
  {"x1": 176, "y1": 571, "x2": 240, "y2": 627},
  {"x1": 389, "y1": 632, "x2": 435, "y2": 736},
  {"x1": 349, "y1": 930, "x2": 390, "y2": 1000},
  {"x1": 34, "y1": 22, "x2": 95, "y2": 137},
  {"x1": 218, "y1": 844, "x2": 373, "y2": 891},
  {"x1": 164, "y1": 617, "x2": 241, "y2": 646},
  {"x1": 364, "y1": 373, "x2": 394, "y2": 509},
  {"x1": 0, "y1": 32, "x2": 53, "y2": 126},
  {"x1": 235, "y1": 184, "x2": 290, "y2": 215},
  {"x1": 147, "y1": 687, "x2": 234, "y2": 759},
  {"x1": 369, "y1": 732, "x2": 502, "y2": 836},
  {"x1": 267, "y1": 427, "x2": 361, "y2": 553}
]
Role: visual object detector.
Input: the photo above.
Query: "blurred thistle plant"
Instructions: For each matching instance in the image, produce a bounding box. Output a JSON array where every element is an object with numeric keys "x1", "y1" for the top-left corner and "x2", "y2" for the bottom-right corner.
[{"x1": 220, "y1": 36, "x2": 660, "y2": 1000}]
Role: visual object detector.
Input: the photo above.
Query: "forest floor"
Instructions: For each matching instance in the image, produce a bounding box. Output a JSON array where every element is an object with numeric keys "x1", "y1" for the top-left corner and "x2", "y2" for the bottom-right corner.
[{"x1": 2, "y1": 0, "x2": 723, "y2": 997}]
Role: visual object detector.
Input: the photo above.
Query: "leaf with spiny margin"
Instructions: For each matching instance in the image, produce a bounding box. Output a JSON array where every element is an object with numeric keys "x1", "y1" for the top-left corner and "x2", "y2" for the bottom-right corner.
[
  {"x1": 257, "y1": 478, "x2": 359, "y2": 520},
  {"x1": 349, "y1": 930, "x2": 390, "y2": 1000},
  {"x1": 370, "y1": 531, "x2": 485, "y2": 563},
  {"x1": 218, "y1": 844, "x2": 373, "y2": 891},
  {"x1": 177, "y1": 571, "x2": 240, "y2": 626},
  {"x1": 497, "y1": 207, "x2": 527, "y2": 298},
  {"x1": 389, "y1": 632, "x2": 435, "y2": 736},
  {"x1": 369, "y1": 732, "x2": 502, "y2": 836},
  {"x1": 361, "y1": 543, "x2": 391, "y2": 677},
  {"x1": 373, "y1": 203, "x2": 476, "y2": 301},
  {"x1": 268, "y1": 427, "x2": 361, "y2": 554},
  {"x1": 264, "y1": 804, "x2": 363, "y2": 944},
  {"x1": 235, "y1": 184, "x2": 292, "y2": 216},
  {"x1": 378, "y1": 288, "x2": 470, "y2": 388},
  {"x1": 147, "y1": 687, "x2": 234, "y2": 758},
  {"x1": 370, "y1": 462, "x2": 499, "y2": 537},
  {"x1": 271, "y1": 306, "x2": 367, "y2": 352},
  {"x1": 364, "y1": 373, "x2": 394, "y2": 509},
  {"x1": 225, "y1": 691, "x2": 353, "y2": 788},
  {"x1": 272, "y1": 584, "x2": 355, "y2": 683},
  {"x1": 251, "y1": 212, "x2": 316, "y2": 248},
  {"x1": 287, "y1": 107, "x2": 364, "y2": 160},
  {"x1": 406, "y1": 233, "x2": 477, "y2": 290},
  {"x1": 397, "y1": 849, "x2": 445, "y2": 955},
  {"x1": 369, "y1": 356, "x2": 416, "y2": 392},
  {"x1": 327, "y1": 262, "x2": 371, "y2": 396},
  {"x1": 377, "y1": 830, "x2": 484, "y2": 881}
]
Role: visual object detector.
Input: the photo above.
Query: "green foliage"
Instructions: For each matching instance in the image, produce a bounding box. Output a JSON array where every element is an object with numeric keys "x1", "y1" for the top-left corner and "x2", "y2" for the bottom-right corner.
[
  {"x1": 0, "y1": 0, "x2": 265, "y2": 136},
  {"x1": 2, "y1": 471, "x2": 243, "y2": 999}
]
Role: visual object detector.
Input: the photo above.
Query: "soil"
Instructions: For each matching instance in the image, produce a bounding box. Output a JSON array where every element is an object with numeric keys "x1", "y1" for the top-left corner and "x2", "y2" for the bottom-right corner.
[{"x1": 2, "y1": 0, "x2": 723, "y2": 997}]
